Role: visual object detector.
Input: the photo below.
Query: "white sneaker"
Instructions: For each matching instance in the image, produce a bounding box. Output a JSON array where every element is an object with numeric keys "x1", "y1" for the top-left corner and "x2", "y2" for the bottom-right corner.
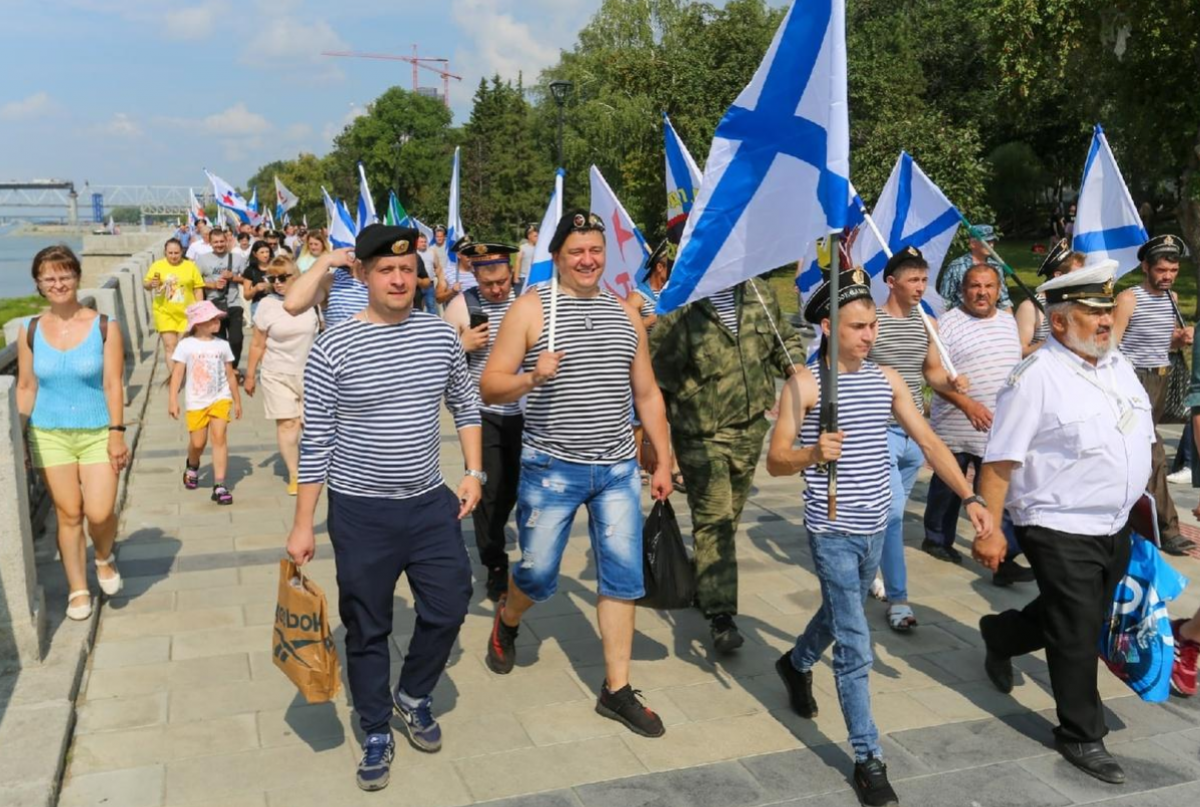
[
  {"x1": 869, "y1": 575, "x2": 888, "y2": 602},
  {"x1": 1168, "y1": 468, "x2": 1192, "y2": 485}
]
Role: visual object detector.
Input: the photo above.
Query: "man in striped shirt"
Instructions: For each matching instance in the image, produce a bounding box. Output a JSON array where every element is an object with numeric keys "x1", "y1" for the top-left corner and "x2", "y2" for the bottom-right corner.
[
  {"x1": 443, "y1": 241, "x2": 524, "y2": 601},
  {"x1": 767, "y1": 268, "x2": 992, "y2": 807},
  {"x1": 285, "y1": 224, "x2": 484, "y2": 793},
  {"x1": 922, "y1": 263, "x2": 1033, "y2": 586},
  {"x1": 1112, "y1": 234, "x2": 1194, "y2": 555},
  {"x1": 867, "y1": 246, "x2": 968, "y2": 631},
  {"x1": 481, "y1": 210, "x2": 674, "y2": 739}
]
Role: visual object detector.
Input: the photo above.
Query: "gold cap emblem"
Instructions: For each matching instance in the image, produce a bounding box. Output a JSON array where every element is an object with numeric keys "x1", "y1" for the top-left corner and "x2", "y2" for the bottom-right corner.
[
  {"x1": 852, "y1": 267, "x2": 867, "y2": 285},
  {"x1": 573, "y1": 213, "x2": 586, "y2": 227},
  {"x1": 1164, "y1": 235, "x2": 1176, "y2": 247},
  {"x1": 1102, "y1": 279, "x2": 1115, "y2": 296},
  {"x1": 474, "y1": 244, "x2": 488, "y2": 255},
  {"x1": 905, "y1": 246, "x2": 918, "y2": 256},
  {"x1": 391, "y1": 240, "x2": 409, "y2": 255}
]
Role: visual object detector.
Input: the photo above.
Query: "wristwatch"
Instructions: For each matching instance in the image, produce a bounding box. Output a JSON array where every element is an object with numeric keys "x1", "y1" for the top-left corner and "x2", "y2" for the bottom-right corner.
[
  {"x1": 465, "y1": 469, "x2": 488, "y2": 485},
  {"x1": 962, "y1": 494, "x2": 987, "y2": 509}
]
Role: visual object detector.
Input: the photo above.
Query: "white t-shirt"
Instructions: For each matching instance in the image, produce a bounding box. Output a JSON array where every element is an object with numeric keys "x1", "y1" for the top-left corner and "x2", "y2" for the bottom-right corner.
[
  {"x1": 518, "y1": 242, "x2": 535, "y2": 277},
  {"x1": 185, "y1": 241, "x2": 213, "y2": 261},
  {"x1": 253, "y1": 296, "x2": 319, "y2": 374},
  {"x1": 172, "y1": 336, "x2": 234, "y2": 410}
]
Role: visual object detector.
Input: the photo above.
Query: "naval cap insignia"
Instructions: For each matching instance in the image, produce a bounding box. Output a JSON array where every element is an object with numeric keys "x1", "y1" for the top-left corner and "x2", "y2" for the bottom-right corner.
[
  {"x1": 391, "y1": 240, "x2": 408, "y2": 255},
  {"x1": 474, "y1": 244, "x2": 488, "y2": 255}
]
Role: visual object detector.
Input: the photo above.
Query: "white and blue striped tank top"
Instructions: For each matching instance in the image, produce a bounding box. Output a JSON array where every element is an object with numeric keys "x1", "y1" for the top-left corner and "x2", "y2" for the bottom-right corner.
[
  {"x1": 1119, "y1": 286, "x2": 1177, "y2": 369},
  {"x1": 466, "y1": 290, "x2": 521, "y2": 417},
  {"x1": 521, "y1": 285, "x2": 639, "y2": 464},
  {"x1": 323, "y1": 267, "x2": 369, "y2": 328},
  {"x1": 800, "y1": 360, "x2": 893, "y2": 535}
]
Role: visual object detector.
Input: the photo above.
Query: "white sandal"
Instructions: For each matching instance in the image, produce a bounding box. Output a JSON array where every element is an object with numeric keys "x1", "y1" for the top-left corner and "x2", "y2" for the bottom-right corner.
[
  {"x1": 887, "y1": 604, "x2": 918, "y2": 632},
  {"x1": 95, "y1": 554, "x2": 123, "y2": 596},
  {"x1": 66, "y1": 590, "x2": 93, "y2": 621}
]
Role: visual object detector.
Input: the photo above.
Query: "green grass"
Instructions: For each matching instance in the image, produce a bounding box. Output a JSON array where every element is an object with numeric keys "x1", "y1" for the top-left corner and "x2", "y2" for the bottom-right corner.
[
  {"x1": 0, "y1": 295, "x2": 45, "y2": 347},
  {"x1": 766, "y1": 237, "x2": 1199, "y2": 317}
]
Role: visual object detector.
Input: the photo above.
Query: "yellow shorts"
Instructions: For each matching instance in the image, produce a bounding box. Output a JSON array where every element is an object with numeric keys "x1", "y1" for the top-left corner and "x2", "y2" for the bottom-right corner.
[
  {"x1": 27, "y1": 427, "x2": 110, "y2": 468},
  {"x1": 186, "y1": 400, "x2": 232, "y2": 432}
]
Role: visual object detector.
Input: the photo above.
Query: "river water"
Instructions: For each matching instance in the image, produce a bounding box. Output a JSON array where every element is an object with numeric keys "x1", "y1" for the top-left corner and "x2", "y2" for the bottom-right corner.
[{"x1": 0, "y1": 234, "x2": 84, "y2": 298}]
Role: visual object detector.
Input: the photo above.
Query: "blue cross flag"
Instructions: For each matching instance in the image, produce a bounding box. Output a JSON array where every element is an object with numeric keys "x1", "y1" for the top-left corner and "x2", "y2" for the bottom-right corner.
[
  {"x1": 663, "y1": 112, "x2": 703, "y2": 243},
  {"x1": 356, "y1": 162, "x2": 379, "y2": 233},
  {"x1": 850, "y1": 151, "x2": 961, "y2": 314},
  {"x1": 1073, "y1": 124, "x2": 1147, "y2": 277},
  {"x1": 657, "y1": 0, "x2": 850, "y2": 314},
  {"x1": 321, "y1": 186, "x2": 357, "y2": 249},
  {"x1": 446, "y1": 146, "x2": 464, "y2": 270},
  {"x1": 526, "y1": 168, "x2": 564, "y2": 287}
]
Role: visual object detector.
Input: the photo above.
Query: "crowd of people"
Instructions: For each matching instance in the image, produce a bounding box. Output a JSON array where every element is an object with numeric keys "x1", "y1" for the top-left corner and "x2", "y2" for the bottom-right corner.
[{"x1": 15, "y1": 213, "x2": 1200, "y2": 807}]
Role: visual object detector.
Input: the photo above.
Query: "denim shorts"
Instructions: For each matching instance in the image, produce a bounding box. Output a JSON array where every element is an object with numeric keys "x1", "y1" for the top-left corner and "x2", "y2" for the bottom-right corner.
[{"x1": 512, "y1": 447, "x2": 644, "y2": 602}]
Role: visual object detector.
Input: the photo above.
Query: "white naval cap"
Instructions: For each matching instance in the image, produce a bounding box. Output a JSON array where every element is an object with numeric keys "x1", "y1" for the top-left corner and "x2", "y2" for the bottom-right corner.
[{"x1": 1036, "y1": 259, "x2": 1118, "y2": 308}]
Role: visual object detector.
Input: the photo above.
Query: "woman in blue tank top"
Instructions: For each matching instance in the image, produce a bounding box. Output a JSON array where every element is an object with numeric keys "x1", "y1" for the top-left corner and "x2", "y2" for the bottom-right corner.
[{"x1": 16, "y1": 245, "x2": 128, "y2": 622}]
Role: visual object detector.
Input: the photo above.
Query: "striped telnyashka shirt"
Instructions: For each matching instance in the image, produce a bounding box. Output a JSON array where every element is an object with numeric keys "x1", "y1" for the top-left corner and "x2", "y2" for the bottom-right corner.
[
  {"x1": 467, "y1": 291, "x2": 521, "y2": 417},
  {"x1": 801, "y1": 359, "x2": 894, "y2": 535},
  {"x1": 1031, "y1": 292, "x2": 1050, "y2": 346},
  {"x1": 298, "y1": 313, "x2": 481, "y2": 498},
  {"x1": 1119, "y1": 285, "x2": 1177, "y2": 369},
  {"x1": 708, "y1": 286, "x2": 739, "y2": 335},
  {"x1": 323, "y1": 267, "x2": 369, "y2": 329},
  {"x1": 868, "y1": 306, "x2": 928, "y2": 418},
  {"x1": 929, "y1": 307, "x2": 1022, "y2": 456},
  {"x1": 521, "y1": 284, "x2": 638, "y2": 464}
]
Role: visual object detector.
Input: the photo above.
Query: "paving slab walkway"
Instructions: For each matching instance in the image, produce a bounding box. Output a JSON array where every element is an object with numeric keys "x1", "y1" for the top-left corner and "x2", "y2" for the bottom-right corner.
[{"x1": 54, "y1": 374, "x2": 1200, "y2": 807}]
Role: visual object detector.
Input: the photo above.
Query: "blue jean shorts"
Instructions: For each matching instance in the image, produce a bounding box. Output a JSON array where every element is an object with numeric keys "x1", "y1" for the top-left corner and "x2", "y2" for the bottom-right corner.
[{"x1": 512, "y1": 447, "x2": 644, "y2": 602}]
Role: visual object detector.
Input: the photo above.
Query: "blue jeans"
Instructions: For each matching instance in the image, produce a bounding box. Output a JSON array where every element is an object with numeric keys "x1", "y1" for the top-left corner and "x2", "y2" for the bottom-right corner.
[
  {"x1": 923, "y1": 452, "x2": 1020, "y2": 556},
  {"x1": 790, "y1": 529, "x2": 885, "y2": 762},
  {"x1": 881, "y1": 425, "x2": 924, "y2": 602},
  {"x1": 512, "y1": 448, "x2": 644, "y2": 602},
  {"x1": 423, "y1": 285, "x2": 438, "y2": 315}
]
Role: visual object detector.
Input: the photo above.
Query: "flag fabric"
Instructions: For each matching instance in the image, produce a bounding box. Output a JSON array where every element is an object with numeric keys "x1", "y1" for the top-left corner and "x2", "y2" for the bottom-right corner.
[
  {"x1": 356, "y1": 162, "x2": 378, "y2": 232},
  {"x1": 265, "y1": 209, "x2": 276, "y2": 230},
  {"x1": 526, "y1": 169, "x2": 565, "y2": 287},
  {"x1": 663, "y1": 113, "x2": 703, "y2": 243},
  {"x1": 657, "y1": 0, "x2": 850, "y2": 314},
  {"x1": 248, "y1": 187, "x2": 259, "y2": 214},
  {"x1": 322, "y1": 187, "x2": 357, "y2": 249},
  {"x1": 205, "y1": 169, "x2": 260, "y2": 226},
  {"x1": 321, "y1": 186, "x2": 337, "y2": 231},
  {"x1": 795, "y1": 191, "x2": 863, "y2": 303},
  {"x1": 446, "y1": 147, "x2": 464, "y2": 272},
  {"x1": 411, "y1": 217, "x2": 433, "y2": 244},
  {"x1": 384, "y1": 191, "x2": 409, "y2": 227},
  {"x1": 187, "y1": 188, "x2": 206, "y2": 226},
  {"x1": 1073, "y1": 124, "x2": 1148, "y2": 277},
  {"x1": 850, "y1": 152, "x2": 962, "y2": 314},
  {"x1": 302, "y1": 213, "x2": 308, "y2": 229},
  {"x1": 274, "y1": 175, "x2": 299, "y2": 222},
  {"x1": 590, "y1": 166, "x2": 650, "y2": 300}
]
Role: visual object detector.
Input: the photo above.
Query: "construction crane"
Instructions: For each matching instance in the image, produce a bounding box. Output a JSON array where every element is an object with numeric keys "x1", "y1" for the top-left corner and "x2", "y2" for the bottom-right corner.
[{"x1": 321, "y1": 45, "x2": 463, "y2": 108}]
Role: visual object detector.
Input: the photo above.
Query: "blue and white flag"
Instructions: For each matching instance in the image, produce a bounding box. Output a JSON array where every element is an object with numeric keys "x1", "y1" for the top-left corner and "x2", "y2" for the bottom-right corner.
[
  {"x1": 321, "y1": 186, "x2": 357, "y2": 249},
  {"x1": 795, "y1": 192, "x2": 863, "y2": 303},
  {"x1": 411, "y1": 217, "x2": 434, "y2": 244},
  {"x1": 274, "y1": 175, "x2": 299, "y2": 222},
  {"x1": 204, "y1": 169, "x2": 259, "y2": 226},
  {"x1": 590, "y1": 166, "x2": 651, "y2": 299},
  {"x1": 321, "y1": 185, "x2": 337, "y2": 230},
  {"x1": 446, "y1": 146, "x2": 464, "y2": 269},
  {"x1": 850, "y1": 152, "x2": 961, "y2": 314},
  {"x1": 356, "y1": 162, "x2": 378, "y2": 232},
  {"x1": 248, "y1": 187, "x2": 259, "y2": 214},
  {"x1": 658, "y1": 0, "x2": 850, "y2": 314},
  {"x1": 664, "y1": 113, "x2": 702, "y2": 242},
  {"x1": 187, "y1": 187, "x2": 206, "y2": 226},
  {"x1": 1073, "y1": 124, "x2": 1147, "y2": 277},
  {"x1": 526, "y1": 168, "x2": 564, "y2": 287}
]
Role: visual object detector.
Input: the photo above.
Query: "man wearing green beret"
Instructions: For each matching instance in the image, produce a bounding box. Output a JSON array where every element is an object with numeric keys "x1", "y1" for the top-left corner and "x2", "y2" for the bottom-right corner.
[{"x1": 649, "y1": 278, "x2": 803, "y2": 652}]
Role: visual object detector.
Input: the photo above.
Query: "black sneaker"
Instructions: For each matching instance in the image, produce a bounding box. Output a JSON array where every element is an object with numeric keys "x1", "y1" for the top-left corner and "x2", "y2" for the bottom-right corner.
[
  {"x1": 992, "y1": 558, "x2": 1036, "y2": 587},
  {"x1": 485, "y1": 566, "x2": 508, "y2": 603},
  {"x1": 595, "y1": 683, "x2": 665, "y2": 738},
  {"x1": 775, "y1": 652, "x2": 819, "y2": 718},
  {"x1": 920, "y1": 538, "x2": 962, "y2": 564},
  {"x1": 485, "y1": 608, "x2": 519, "y2": 674},
  {"x1": 710, "y1": 613, "x2": 745, "y2": 654},
  {"x1": 1160, "y1": 534, "x2": 1194, "y2": 557},
  {"x1": 356, "y1": 732, "x2": 395, "y2": 792},
  {"x1": 853, "y1": 756, "x2": 899, "y2": 806}
]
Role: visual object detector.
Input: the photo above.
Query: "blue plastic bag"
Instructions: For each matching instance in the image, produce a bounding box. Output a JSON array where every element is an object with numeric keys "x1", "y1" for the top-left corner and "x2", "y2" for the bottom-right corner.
[{"x1": 1099, "y1": 533, "x2": 1188, "y2": 702}]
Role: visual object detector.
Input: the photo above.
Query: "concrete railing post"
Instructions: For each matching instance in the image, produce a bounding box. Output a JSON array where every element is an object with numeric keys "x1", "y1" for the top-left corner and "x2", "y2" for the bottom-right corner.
[{"x1": 0, "y1": 377, "x2": 47, "y2": 664}]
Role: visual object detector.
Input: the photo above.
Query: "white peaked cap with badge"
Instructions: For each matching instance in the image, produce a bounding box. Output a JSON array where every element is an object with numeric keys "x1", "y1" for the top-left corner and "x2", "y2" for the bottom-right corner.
[{"x1": 1037, "y1": 259, "x2": 1118, "y2": 308}]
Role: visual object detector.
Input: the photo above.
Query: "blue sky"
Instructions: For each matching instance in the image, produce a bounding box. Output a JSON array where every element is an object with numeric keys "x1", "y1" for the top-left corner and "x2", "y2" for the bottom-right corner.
[{"x1": 0, "y1": 0, "x2": 606, "y2": 188}]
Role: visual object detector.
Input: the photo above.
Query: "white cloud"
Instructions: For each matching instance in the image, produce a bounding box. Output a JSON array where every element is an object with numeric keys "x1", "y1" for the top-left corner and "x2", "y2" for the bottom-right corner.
[
  {"x1": 283, "y1": 122, "x2": 313, "y2": 141},
  {"x1": 93, "y1": 112, "x2": 143, "y2": 138},
  {"x1": 162, "y1": 2, "x2": 228, "y2": 40},
  {"x1": 200, "y1": 103, "x2": 272, "y2": 137},
  {"x1": 0, "y1": 91, "x2": 62, "y2": 122},
  {"x1": 450, "y1": 0, "x2": 561, "y2": 85}
]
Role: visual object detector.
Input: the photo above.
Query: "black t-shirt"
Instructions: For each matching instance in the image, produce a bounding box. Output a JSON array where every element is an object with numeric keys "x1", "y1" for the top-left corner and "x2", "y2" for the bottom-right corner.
[{"x1": 244, "y1": 264, "x2": 270, "y2": 304}]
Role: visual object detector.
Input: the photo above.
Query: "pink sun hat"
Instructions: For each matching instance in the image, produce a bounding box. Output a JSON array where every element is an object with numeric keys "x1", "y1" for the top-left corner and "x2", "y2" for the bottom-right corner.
[{"x1": 186, "y1": 300, "x2": 227, "y2": 332}]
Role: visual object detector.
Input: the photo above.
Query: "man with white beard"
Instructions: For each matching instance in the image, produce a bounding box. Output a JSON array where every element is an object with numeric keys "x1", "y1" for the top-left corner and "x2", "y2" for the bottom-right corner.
[{"x1": 973, "y1": 260, "x2": 1153, "y2": 786}]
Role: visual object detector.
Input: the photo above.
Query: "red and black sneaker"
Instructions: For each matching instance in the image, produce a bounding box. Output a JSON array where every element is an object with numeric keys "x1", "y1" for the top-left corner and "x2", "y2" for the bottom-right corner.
[
  {"x1": 1171, "y1": 618, "x2": 1199, "y2": 697},
  {"x1": 595, "y1": 683, "x2": 665, "y2": 738},
  {"x1": 486, "y1": 607, "x2": 519, "y2": 674}
]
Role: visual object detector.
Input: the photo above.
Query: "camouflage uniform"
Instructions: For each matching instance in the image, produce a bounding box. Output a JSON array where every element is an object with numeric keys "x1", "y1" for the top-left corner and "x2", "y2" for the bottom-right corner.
[{"x1": 650, "y1": 279, "x2": 803, "y2": 617}]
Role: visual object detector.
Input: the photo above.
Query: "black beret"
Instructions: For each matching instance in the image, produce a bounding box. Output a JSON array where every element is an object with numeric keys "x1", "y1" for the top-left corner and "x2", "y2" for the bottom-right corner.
[
  {"x1": 647, "y1": 239, "x2": 677, "y2": 271},
  {"x1": 549, "y1": 209, "x2": 606, "y2": 254},
  {"x1": 460, "y1": 241, "x2": 518, "y2": 269},
  {"x1": 1138, "y1": 233, "x2": 1187, "y2": 264},
  {"x1": 803, "y1": 267, "x2": 875, "y2": 323},
  {"x1": 1037, "y1": 238, "x2": 1072, "y2": 278},
  {"x1": 882, "y1": 245, "x2": 926, "y2": 279},
  {"x1": 355, "y1": 224, "x2": 418, "y2": 260}
]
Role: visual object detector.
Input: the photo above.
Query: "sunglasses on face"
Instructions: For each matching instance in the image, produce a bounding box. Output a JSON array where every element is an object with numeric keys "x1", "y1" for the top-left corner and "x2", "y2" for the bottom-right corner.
[{"x1": 269, "y1": 273, "x2": 293, "y2": 282}]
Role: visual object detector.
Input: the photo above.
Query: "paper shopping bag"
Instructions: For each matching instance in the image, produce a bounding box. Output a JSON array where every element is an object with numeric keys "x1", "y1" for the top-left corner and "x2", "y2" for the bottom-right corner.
[{"x1": 272, "y1": 559, "x2": 342, "y2": 704}]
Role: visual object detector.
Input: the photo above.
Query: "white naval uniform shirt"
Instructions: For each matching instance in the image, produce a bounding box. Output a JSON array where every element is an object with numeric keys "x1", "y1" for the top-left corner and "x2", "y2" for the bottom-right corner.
[{"x1": 983, "y1": 336, "x2": 1154, "y2": 535}]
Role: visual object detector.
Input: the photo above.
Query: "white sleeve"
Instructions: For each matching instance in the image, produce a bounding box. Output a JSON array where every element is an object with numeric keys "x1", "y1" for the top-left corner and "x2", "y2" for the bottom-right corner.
[{"x1": 982, "y1": 374, "x2": 1043, "y2": 465}]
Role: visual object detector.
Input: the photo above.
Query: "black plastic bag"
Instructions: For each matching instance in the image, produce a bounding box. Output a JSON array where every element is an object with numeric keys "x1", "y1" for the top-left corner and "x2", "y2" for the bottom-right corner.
[{"x1": 637, "y1": 500, "x2": 696, "y2": 609}]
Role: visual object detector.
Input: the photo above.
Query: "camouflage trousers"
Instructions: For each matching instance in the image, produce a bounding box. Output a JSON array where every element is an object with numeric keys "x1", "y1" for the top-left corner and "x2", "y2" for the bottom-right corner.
[{"x1": 673, "y1": 417, "x2": 770, "y2": 617}]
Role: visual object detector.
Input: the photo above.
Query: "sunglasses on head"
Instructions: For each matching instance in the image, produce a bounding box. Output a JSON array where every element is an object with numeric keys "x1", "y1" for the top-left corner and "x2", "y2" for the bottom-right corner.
[{"x1": 269, "y1": 273, "x2": 293, "y2": 282}]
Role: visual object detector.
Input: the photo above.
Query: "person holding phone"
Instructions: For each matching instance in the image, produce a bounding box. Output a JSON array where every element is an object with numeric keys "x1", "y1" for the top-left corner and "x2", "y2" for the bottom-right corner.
[{"x1": 443, "y1": 241, "x2": 524, "y2": 601}]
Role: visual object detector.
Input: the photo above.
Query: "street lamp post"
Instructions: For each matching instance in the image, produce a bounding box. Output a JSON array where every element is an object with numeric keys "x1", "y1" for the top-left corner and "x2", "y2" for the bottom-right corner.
[{"x1": 549, "y1": 80, "x2": 573, "y2": 168}]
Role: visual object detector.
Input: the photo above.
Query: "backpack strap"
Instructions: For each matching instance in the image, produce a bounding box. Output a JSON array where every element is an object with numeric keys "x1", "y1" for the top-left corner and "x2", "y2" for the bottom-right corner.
[
  {"x1": 463, "y1": 287, "x2": 484, "y2": 319},
  {"x1": 26, "y1": 316, "x2": 39, "y2": 351}
]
